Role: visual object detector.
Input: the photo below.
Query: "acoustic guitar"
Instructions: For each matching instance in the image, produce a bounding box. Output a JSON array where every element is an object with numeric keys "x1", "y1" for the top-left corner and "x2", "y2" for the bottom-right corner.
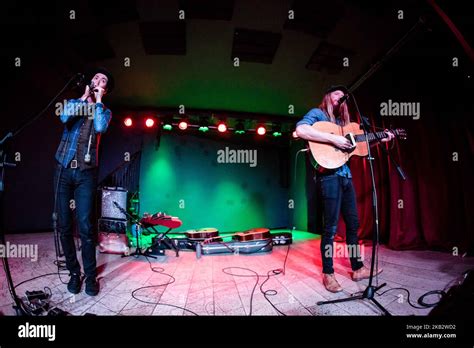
[
  {"x1": 233, "y1": 228, "x2": 271, "y2": 242},
  {"x1": 185, "y1": 227, "x2": 219, "y2": 240},
  {"x1": 308, "y1": 121, "x2": 406, "y2": 170}
]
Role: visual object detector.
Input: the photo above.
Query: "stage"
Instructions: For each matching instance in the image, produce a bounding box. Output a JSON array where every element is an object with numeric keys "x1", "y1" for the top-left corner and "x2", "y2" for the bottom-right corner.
[{"x1": 1, "y1": 231, "x2": 471, "y2": 316}]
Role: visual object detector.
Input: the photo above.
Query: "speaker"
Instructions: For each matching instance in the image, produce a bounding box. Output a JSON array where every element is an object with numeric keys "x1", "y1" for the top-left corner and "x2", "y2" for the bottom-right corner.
[
  {"x1": 429, "y1": 269, "x2": 474, "y2": 317},
  {"x1": 101, "y1": 187, "x2": 127, "y2": 220}
]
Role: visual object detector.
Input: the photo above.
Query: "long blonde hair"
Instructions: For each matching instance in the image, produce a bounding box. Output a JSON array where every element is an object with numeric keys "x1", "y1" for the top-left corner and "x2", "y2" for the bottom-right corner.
[{"x1": 319, "y1": 93, "x2": 351, "y2": 126}]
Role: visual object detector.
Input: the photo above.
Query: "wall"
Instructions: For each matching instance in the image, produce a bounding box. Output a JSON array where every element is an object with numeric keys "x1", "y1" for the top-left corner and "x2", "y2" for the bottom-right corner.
[{"x1": 139, "y1": 132, "x2": 290, "y2": 232}]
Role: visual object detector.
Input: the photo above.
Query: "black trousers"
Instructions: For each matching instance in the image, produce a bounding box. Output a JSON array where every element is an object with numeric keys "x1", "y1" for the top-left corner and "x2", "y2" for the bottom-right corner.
[
  {"x1": 315, "y1": 174, "x2": 364, "y2": 274},
  {"x1": 54, "y1": 163, "x2": 97, "y2": 278}
]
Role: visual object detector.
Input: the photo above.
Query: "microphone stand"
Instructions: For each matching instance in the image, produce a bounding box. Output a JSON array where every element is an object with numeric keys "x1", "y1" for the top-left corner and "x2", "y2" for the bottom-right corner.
[
  {"x1": 0, "y1": 73, "x2": 82, "y2": 315},
  {"x1": 0, "y1": 141, "x2": 25, "y2": 315},
  {"x1": 317, "y1": 92, "x2": 406, "y2": 315},
  {"x1": 112, "y1": 201, "x2": 156, "y2": 259}
]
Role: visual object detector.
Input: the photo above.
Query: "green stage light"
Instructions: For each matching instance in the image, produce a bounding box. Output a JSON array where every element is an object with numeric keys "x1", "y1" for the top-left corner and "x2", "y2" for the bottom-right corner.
[
  {"x1": 199, "y1": 126, "x2": 209, "y2": 132},
  {"x1": 235, "y1": 121, "x2": 245, "y2": 134},
  {"x1": 271, "y1": 123, "x2": 282, "y2": 137},
  {"x1": 199, "y1": 117, "x2": 210, "y2": 133},
  {"x1": 163, "y1": 124, "x2": 172, "y2": 131}
]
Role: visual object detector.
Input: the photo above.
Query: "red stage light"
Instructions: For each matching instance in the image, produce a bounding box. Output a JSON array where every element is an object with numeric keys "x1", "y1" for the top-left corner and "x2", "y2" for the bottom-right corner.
[
  {"x1": 145, "y1": 118, "x2": 155, "y2": 128},
  {"x1": 257, "y1": 125, "x2": 266, "y2": 135},
  {"x1": 217, "y1": 122, "x2": 227, "y2": 133},
  {"x1": 124, "y1": 117, "x2": 133, "y2": 127},
  {"x1": 178, "y1": 121, "x2": 188, "y2": 130}
]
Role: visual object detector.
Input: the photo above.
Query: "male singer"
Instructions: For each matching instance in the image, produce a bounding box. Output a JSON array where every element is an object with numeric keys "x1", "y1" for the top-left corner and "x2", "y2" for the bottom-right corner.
[
  {"x1": 295, "y1": 85, "x2": 394, "y2": 293},
  {"x1": 54, "y1": 67, "x2": 114, "y2": 296}
]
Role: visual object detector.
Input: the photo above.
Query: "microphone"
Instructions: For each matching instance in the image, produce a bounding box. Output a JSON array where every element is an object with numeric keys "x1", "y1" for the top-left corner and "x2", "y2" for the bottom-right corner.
[
  {"x1": 89, "y1": 82, "x2": 98, "y2": 93},
  {"x1": 338, "y1": 94, "x2": 350, "y2": 105}
]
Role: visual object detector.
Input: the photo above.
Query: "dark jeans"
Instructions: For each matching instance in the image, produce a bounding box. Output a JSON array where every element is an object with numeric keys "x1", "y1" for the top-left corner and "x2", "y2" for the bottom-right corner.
[
  {"x1": 315, "y1": 174, "x2": 364, "y2": 274},
  {"x1": 54, "y1": 163, "x2": 98, "y2": 278}
]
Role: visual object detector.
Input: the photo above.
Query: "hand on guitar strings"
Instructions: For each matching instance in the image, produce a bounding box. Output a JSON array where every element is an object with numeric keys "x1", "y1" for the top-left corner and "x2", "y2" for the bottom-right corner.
[
  {"x1": 380, "y1": 130, "x2": 395, "y2": 142},
  {"x1": 332, "y1": 135, "x2": 355, "y2": 150}
]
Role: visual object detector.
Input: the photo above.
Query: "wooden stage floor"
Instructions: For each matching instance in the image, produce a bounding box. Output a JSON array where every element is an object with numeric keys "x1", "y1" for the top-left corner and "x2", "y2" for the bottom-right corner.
[{"x1": 1, "y1": 231, "x2": 472, "y2": 316}]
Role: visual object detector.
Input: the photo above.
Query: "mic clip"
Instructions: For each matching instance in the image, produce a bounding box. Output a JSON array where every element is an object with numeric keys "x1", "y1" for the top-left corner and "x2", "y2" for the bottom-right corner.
[{"x1": 338, "y1": 94, "x2": 350, "y2": 105}]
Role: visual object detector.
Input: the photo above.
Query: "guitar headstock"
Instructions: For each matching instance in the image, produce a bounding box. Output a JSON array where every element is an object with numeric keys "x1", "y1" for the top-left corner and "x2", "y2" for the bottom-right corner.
[{"x1": 393, "y1": 128, "x2": 407, "y2": 140}]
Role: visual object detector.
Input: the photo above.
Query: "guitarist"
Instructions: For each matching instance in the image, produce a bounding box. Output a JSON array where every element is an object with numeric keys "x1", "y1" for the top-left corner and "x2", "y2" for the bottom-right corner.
[{"x1": 295, "y1": 85, "x2": 394, "y2": 293}]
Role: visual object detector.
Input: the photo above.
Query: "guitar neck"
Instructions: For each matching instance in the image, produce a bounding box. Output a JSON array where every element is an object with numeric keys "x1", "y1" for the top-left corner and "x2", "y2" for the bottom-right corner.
[{"x1": 355, "y1": 131, "x2": 389, "y2": 143}]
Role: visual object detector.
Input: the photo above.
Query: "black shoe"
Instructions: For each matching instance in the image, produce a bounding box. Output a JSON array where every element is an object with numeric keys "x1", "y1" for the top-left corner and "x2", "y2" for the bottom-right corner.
[
  {"x1": 67, "y1": 273, "x2": 82, "y2": 294},
  {"x1": 85, "y1": 277, "x2": 99, "y2": 296}
]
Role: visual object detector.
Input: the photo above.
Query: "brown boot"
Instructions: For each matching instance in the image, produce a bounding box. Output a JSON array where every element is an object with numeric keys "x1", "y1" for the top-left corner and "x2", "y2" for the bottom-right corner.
[
  {"x1": 323, "y1": 273, "x2": 343, "y2": 293},
  {"x1": 352, "y1": 266, "x2": 383, "y2": 281}
]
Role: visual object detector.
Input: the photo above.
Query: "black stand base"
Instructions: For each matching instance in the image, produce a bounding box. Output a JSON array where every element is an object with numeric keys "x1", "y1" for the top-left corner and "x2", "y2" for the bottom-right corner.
[
  {"x1": 317, "y1": 282, "x2": 391, "y2": 316},
  {"x1": 147, "y1": 226, "x2": 180, "y2": 257},
  {"x1": 122, "y1": 247, "x2": 156, "y2": 259}
]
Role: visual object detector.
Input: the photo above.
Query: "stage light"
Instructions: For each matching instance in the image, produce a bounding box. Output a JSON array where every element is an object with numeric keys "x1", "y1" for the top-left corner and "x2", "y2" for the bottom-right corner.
[
  {"x1": 199, "y1": 117, "x2": 210, "y2": 132},
  {"x1": 124, "y1": 117, "x2": 133, "y2": 127},
  {"x1": 272, "y1": 124, "x2": 282, "y2": 137},
  {"x1": 235, "y1": 121, "x2": 245, "y2": 134},
  {"x1": 178, "y1": 120, "x2": 188, "y2": 130},
  {"x1": 217, "y1": 122, "x2": 227, "y2": 133},
  {"x1": 145, "y1": 118, "x2": 155, "y2": 128},
  {"x1": 256, "y1": 125, "x2": 266, "y2": 135},
  {"x1": 199, "y1": 126, "x2": 209, "y2": 132},
  {"x1": 163, "y1": 124, "x2": 173, "y2": 131}
]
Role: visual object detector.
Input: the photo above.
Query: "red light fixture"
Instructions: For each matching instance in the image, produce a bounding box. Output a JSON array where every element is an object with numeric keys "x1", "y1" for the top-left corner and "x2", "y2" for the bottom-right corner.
[
  {"x1": 217, "y1": 122, "x2": 227, "y2": 133},
  {"x1": 256, "y1": 125, "x2": 266, "y2": 135},
  {"x1": 178, "y1": 120, "x2": 188, "y2": 130},
  {"x1": 124, "y1": 117, "x2": 133, "y2": 127},
  {"x1": 145, "y1": 118, "x2": 155, "y2": 128}
]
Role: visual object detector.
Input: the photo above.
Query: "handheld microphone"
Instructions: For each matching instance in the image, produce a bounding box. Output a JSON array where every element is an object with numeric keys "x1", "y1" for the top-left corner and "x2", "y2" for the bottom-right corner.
[
  {"x1": 89, "y1": 82, "x2": 98, "y2": 93},
  {"x1": 338, "y1": 94, "x2": 350, "y2": 105}
]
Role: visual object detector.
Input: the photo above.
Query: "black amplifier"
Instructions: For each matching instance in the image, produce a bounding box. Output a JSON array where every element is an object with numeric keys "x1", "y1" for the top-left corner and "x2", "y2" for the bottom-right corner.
[{"x1": 100, "y1": 187, "x2": 127, "y2": 220}]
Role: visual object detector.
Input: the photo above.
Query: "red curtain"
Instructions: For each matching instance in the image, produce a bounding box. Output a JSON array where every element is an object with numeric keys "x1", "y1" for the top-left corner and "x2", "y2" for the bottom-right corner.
[{"x1": 346, "y1": 110, "x2": 473, "y2": 252}]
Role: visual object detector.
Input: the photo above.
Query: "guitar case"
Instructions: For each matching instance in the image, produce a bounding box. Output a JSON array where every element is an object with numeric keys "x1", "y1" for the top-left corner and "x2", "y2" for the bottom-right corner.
[{"x1": 199, "y1": 239, "x2": 273, "y2": 258}]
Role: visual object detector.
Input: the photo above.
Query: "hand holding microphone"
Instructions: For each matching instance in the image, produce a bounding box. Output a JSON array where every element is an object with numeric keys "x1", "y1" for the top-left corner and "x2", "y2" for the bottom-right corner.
[
  {"x1": 93, "y1": 86, "x2": 105, "y2": 103},
  {"x1": 81, "y1": 82, "x2": 105, "y2": 102},
  {"x1": 80, "y1": 82, "x2": 93, "y2": 101},
  {"x1": 338, "y1": 93, "x2": 350, "y2": 105}
]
